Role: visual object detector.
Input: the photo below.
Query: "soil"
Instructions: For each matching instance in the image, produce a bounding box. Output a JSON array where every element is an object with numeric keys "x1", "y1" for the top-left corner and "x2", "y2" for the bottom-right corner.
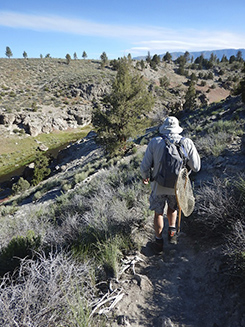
[{"x1": 105, "y1": 219, "x2": 245, "y2": 327}]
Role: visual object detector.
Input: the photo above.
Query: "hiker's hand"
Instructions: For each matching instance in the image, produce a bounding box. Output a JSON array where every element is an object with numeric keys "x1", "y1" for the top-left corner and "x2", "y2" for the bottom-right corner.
[{"x1": 143, "y1": 178, "x2": 149, "y2": 185}]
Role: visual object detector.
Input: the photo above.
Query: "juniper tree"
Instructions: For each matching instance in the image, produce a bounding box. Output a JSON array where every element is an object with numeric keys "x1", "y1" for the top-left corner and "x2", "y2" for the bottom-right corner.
[
  {"x1": 92, "y1": 58, "x2": 154, "y2": 155},
  {"x1": 31, "y1": 152, "x2": 51, "y2": 186},
  {"x1": 65, "y1": 53, "x2": 71, "y2": 65}
]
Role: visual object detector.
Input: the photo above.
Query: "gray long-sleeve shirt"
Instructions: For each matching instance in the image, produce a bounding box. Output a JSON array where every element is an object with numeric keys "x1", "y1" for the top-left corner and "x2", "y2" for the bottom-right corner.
[{"x1": 140, "y1": 133, "x2": 201, "y2": 195}]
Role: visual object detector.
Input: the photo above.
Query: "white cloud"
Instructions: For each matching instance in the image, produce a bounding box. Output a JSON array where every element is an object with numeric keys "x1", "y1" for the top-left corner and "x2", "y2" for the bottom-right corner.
[
  {"x1": 0, "y1": 11, "x2": 244, "y2": 56},
  {"x1": 0, "y1": 11, "x2": 163, "y2": 38},
  {"x1": 129, "y1": 30, "x2": 245, "y2": 56}
]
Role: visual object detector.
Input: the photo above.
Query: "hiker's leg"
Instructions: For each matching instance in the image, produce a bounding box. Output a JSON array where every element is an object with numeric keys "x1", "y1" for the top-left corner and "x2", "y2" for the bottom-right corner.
[
  {"x1": 149, "y1": 193, "x2": 166, "y2": 238},
  {"x1": 167, "y1": 206, "x2": 177, "y2": 228},
  {"x1": 167, "y1": 206, "x2": 178, "y2": 244},
  {"x1": 154, "y1": 212, "x2": 164, "y2": 238}
]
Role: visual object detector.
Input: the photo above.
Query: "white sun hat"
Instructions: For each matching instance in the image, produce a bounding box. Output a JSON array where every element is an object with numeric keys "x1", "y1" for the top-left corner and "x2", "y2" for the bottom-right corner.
[{"x1": 159, "y1": 116, "x2": 183, "y2": 134}]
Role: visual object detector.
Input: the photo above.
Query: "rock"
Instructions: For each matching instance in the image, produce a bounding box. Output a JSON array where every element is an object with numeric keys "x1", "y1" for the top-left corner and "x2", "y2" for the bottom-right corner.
[
  {"x1": 161, "y1": 317, "x2": 175, "y2": 327},
  {"x1": 38, "y1": 144, "x2": 49, "y2": 152}
]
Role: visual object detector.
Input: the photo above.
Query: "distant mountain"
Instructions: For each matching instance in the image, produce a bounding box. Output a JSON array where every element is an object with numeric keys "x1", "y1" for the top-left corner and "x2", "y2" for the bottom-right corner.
[{"x1": 134, "y1": 49, "x2": 245, "y2": 61}]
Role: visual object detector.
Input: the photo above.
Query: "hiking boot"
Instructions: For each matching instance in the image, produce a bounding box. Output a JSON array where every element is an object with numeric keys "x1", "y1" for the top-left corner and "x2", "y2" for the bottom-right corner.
[
  {"x1": 149, "y1": 238, "x2": 164, "y2": 254},
  {"x1": 168, "y1": 228, "x2": 177, "y2": 244}
]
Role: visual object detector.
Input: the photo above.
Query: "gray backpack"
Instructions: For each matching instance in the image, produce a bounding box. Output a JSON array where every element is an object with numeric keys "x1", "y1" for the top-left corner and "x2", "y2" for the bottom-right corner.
[{"x1": 153, "y1": 136, "x2": 188, "y2": 188}]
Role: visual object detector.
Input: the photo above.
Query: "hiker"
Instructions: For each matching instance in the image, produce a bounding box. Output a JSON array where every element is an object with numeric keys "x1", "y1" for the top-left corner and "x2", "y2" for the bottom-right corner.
[{"x1": 140, "y1": 116, "x2": 201, "y2": 253}]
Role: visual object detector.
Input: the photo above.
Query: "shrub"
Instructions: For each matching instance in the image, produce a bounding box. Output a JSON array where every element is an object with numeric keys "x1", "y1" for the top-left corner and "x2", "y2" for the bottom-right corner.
[
  {"x1": 31, "y1": 152, "x2": 51, "y2": 186},
  {"x1": 185, "y1": 177, "x2": 244, "y2": 240},
  {"x1": 0, "y1": 252, "x2": 96, "y2": 326},
  {"x1": 12, "y1": 177, "x2": 30, "y2": 195},
  {"x1": 0, "y1": 230, "x2": 41, "y2": 276},
  {"x1": 159, "y1": 76, "x2": 170, "y2": 88}
]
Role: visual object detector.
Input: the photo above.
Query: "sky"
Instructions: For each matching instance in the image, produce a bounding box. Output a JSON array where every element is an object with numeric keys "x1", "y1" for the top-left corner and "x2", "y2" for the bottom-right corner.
[{"x1": 0, "y1": 0, "x2": 245, "y2": 60}]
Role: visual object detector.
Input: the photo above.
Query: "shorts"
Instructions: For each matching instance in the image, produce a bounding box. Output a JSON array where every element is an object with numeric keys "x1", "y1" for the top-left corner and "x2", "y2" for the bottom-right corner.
[{"x1": 149, "y1": 193, "x2": 178, "y2": 214}]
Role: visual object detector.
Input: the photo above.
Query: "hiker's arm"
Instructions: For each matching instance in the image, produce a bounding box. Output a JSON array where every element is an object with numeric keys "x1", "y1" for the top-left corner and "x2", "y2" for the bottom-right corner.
[
  {"x1": 185, "y1": 139, "x2": 201, "y2": 172},
  {"x1": 140, "y1": 141, "x2": 154, "y2": 181}
]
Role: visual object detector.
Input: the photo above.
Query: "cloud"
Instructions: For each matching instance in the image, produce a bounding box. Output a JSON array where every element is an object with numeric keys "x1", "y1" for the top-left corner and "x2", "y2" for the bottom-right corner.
[
  {"x1": 128, "y1": 30, "x2": 245, "y2": 56},
  {"x1": 0, "y1": 11, "x2": 162, "y2": 38},
  {"x1": 0, "y1": 11, "x2": 244, "y2": 56}
]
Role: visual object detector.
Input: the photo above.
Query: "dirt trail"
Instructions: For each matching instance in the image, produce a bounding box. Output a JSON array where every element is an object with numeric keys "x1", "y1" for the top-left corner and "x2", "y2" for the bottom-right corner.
[{"x1": 106, "y1": 221, "x2": 244, "y2": 327}]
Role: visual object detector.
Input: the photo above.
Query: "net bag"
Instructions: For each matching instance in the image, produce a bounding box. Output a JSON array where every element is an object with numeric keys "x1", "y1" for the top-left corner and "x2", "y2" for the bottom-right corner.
[{"x1": 175, "y1": 168, "x2": 195, "y2": 217}]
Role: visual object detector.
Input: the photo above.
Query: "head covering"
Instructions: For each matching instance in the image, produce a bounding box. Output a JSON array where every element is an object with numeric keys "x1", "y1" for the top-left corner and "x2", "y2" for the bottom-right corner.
[{"x1": 159, "y1": 116, "x2": 183, "y2": 135}]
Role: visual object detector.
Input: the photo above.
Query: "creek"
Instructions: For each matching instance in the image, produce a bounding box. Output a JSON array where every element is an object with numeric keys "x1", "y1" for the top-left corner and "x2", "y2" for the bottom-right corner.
[{"x1": 0, "y1": 141, "x2": 72, "y2": 185}]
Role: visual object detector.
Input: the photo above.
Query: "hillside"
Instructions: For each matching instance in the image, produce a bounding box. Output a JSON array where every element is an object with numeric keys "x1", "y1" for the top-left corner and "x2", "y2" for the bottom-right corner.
[
  {"x1": 134, "y1": 48, "x2": 245, "y2": 61},
  {"x1": 0, "y1": 56, "x2": 245, "y2": 326},
  {"x1": 0, "y1": 56, "x2": 243, "y2": 184},
  {"x1": 0, "y1": 90, "x2": 245, "y2": 326}
]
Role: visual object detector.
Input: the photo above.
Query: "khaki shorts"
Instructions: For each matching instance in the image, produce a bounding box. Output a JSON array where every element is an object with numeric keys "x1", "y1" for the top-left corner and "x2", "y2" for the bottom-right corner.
[{"x1": 149, "y1": 193, "x2": 178, "y2": 214}]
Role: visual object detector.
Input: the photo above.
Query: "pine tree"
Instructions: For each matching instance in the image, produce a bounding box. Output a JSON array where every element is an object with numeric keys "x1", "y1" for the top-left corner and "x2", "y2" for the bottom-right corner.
[
  {"x1": 184, "y1": 81, "x2": 196, "y2": 110},
  {"x1": 82, "y1": 51, "x2": 87, "y2": 59},
  {"x1": 23, "y1": 51, "x2": 28, "y2": 59},
  {"x1": 92, "y1": 58, "x2": 154, "y2": 154},
  {"x1": 146, "y1": 51, "x2": 151, "y2": 63},
  {"x1": 5, "y1": 46, "x2": 13, "y2": 58},
  {"x1": 163, "y1": 51, "x2": 172, "y2": 62},
  {"x1": 100, "y1": 52, "x2": 108, "y2": 68}
]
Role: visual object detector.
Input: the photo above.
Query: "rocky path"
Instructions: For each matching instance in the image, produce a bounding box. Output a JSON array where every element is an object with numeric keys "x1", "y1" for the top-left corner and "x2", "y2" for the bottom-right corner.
[{"x1": 106, "y1": 224, "x2": 244, "y2": 327}]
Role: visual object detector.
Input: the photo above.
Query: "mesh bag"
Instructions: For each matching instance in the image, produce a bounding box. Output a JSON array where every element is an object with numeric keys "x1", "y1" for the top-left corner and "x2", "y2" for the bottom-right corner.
[{"x1": 175, "y1": 168, "x2": 195, "y2": 217}]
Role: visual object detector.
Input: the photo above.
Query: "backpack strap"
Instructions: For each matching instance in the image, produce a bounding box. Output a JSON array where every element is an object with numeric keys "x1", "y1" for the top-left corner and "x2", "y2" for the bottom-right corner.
[{"x1": 178, "y1": 137, "x2": 189, "y2": 166}]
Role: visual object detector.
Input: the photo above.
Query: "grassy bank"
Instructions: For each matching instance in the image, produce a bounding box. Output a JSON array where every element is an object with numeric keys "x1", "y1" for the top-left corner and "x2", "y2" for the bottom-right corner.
[{"x1": 0, "y1": 125, "x2": 92, "y2": 178}]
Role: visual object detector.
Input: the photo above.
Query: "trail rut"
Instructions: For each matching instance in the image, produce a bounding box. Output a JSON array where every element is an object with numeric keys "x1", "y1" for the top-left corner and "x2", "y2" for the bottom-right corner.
[{"x1": 106, "y1": 222, "x2": 245, "y2": 327}]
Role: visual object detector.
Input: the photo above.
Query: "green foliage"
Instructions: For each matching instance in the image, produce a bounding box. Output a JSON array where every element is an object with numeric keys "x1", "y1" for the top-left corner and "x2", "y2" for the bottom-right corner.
[
  {"x1": 140, "y1": 59, "x2": 145, "y2": 70},
  {"x1": 150, "y1": 54, "x2": 161, "y2": 70},
  {"x1": 23, "y1": 51, "x2": 28, "y2": 59},
  {"x1": 66, "y1": 53, "x2": 71, "y2": 65},
  {"x1": 238, "y1": 63, "x2": 245, "y2": 103},
  {"x1": 31, "y1": 152, "x2": 51, "y2": 186},
  {"x1": 163, "y1": 51, "x2": 172, "y2": 62},
  {"x1": 207, "y1": 119, "x2": 243, "y2": 136},
  {"x1": 184, "y1": 81, "x2": 196, "y2": 110},
  {"x1": 95, "y1": 236, "x2": 122, "y2": 278},
  {"x1": 12, "y1": 177, "x2": 30, "y2": 195},
  {"x1": 159, "y1": 76, "x2": 170, "y2": 88},
  {"x1": 5, "y1": 46, "x2": 13, "y2": 58},
  {"x1": 100, "y1": 51, "x2": 108, "y2": 68},
  {"x1": 92, "y1": 57, "x2": 154, "y2": 155},
  {"x1": 146, "y1": 51, "x2": 151, "y2": 63},
  {"x1": 74, "y1": 171, "x2": 89, "y2": 184},
  {"x1": 0, "y1": 230, "x2": 41, "y2": 276},
  {"x1": 82, "y1": 50, "x2": 87, "y2": 59}
]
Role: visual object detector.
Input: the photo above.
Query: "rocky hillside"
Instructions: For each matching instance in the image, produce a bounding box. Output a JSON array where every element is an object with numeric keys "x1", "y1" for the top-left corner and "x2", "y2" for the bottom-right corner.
[
  {"x1": 0, "y1": 57, "x2": 241, "y2": 137},
  {"x1": 0, "y1": 90, "x2": 244, "y2": 326},
  {"x1": 0, "y1": 59, "x2": 115, "y2": 136}
]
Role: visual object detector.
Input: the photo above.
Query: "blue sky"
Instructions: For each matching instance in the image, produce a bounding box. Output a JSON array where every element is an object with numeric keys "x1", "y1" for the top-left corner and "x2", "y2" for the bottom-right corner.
[{"x1": 0, "y1": 0, "x2": 244, "y2": 59}]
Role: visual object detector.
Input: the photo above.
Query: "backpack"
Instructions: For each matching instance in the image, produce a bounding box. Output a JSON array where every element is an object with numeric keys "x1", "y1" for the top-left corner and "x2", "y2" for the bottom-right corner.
[{"x1": 153, "y1": 136, "x2": 188, "y2": 188}]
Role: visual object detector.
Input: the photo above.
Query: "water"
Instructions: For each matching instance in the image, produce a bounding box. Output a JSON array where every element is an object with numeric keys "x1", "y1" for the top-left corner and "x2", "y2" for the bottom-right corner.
[{"x1": 0, "y1": 141, "x2": 72, "y2": 184}]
